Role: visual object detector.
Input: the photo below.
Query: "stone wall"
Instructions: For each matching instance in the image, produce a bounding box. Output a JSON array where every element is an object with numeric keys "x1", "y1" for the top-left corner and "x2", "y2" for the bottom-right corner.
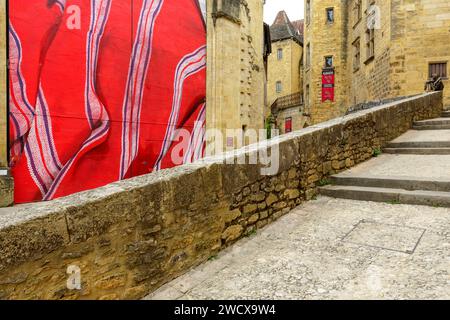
[
  {"x1": 390, "y1": 0, "x2": 450, "y2": 107},
  {"x1": 0, "y1": 92, "x2": 442, "y2": 300},
  {"x1": 348, "y1": 0, "x2": 392, "y2": 105}
]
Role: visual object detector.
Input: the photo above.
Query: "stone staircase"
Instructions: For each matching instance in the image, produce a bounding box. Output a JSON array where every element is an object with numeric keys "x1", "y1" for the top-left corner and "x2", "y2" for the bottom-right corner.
[
  {"x1": 384, "y1": 110, "x2": 450, "y2": 155},
  {"x1": 412, "y1": 109, "x2": 450, "y2": 130},
  {"x1": 320, "y1": 110, "x2": 450, "y2": 207},
  {"x1": 321, "y1": 176, "x2": 450, "y2": 208}
]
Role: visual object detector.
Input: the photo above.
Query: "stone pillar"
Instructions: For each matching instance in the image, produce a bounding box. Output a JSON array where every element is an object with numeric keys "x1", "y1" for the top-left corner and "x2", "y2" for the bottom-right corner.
[
  {"x1": 206, "y1": 0, "x2": 266, "y2": 154},
  {"x1": 0, "y1": 1, "x2": 13, "y2": 207}
]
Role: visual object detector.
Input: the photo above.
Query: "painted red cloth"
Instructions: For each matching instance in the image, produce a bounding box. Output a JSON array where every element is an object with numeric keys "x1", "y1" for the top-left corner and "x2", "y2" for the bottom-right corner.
[{"x1": 9, "y1": 0, "x2": 206, "y2": 203}]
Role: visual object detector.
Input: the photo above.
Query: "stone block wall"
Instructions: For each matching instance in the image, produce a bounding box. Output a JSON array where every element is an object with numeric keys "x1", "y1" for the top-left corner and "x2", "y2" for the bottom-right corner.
[
  {"x1": 0, "y1": 92, "x2": 442, "y2": 300},
  {"x1": 390, "y1": 0, "x2": 450, "y2": 107}
]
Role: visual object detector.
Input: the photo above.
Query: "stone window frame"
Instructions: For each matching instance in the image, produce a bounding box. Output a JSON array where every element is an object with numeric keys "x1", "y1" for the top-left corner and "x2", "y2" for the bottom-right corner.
[
  {"x1": 353, "y1": 37, "x2": 361, "y2": 72},
  {"x1": 306, "y1": 0, "x2": 311, "y2": 26},
  {"x1": 326, "y1": 7, "x2": 334, "y2": 24},
  {"x1": 276, "y1": 81, "x2": 283, "y2": 93},
  {"x1": 305, "y1": 43, "x2": 311, "y2": 69},
  {"x1": 324, "y1": 55, "x2": 333, "y2": 68},
  {"x1": 364, "y1": 28, "x2": 375, "y2": 64},
  {"x1": 277, "y1": 48, "x2": 283, "y2": 61},
  {"x1": 429, "y1": 62, "x2": 448, "y2": 80},
  {"x1": 305, "y1": 84, "x2": 310, "y2": 110},
  {"x1": 364, "y1": 0, "x2": 376, "y2": 64},
  {"x1": 353, "y1": 0, "x2": 362, "y2": 28}
]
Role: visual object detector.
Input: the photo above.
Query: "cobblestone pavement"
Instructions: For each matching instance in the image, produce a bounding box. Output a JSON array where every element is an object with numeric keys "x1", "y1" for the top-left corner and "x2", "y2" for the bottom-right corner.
[{"x1": 145, "y1": 197, "x2": 450, "y2": 300}]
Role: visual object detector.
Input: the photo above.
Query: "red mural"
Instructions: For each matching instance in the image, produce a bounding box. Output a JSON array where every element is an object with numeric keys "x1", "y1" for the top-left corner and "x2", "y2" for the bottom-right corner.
[{"x1": 8, "y1": 0, "x2": 206, "y2": 203}]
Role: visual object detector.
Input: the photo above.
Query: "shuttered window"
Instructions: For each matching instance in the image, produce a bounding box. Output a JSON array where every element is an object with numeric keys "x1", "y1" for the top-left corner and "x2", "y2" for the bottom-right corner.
[{"x1": 429, "y1": 62, "x2": 447, "y2": 78}]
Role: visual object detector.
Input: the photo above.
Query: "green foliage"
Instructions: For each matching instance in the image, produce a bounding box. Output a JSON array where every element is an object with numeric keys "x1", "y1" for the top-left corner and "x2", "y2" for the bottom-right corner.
[
  {"x1": 208, "y1": 255, "x2": 218, "y2": 261},
  {"x1": 265, "y1": 115, "x2": 274, "y2": 139},
  {"x1": 318, "y1": 178, "x2": 330, "y2": 186},
  {"x1": 372, "y1": 147, "x2": 382, "y2": 157},
  {"x1": 246, "y1": 228, "x2": 257, "y2": 237}
]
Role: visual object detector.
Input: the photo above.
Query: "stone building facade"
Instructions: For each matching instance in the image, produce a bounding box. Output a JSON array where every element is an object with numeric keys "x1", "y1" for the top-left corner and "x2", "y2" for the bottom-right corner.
[
  {"x1": 267, "y1": 11, "x2": 306, "y2": 134},
  {"x1": 304, "y1": 0, "x2": 450, "y2": 124},
  {"x1": 267, "y1": 11, "x2": 303, "y2": 106},
  {"x1": 206, "y1": 0, "x2": 267, "y2": 152}
]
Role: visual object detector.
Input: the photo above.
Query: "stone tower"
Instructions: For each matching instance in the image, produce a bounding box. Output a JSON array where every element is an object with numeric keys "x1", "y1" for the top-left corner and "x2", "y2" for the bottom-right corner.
[
  {"x1": 303, "y1": 0, "x2": 350, "y2": 124},
  {"x1": 206, "y1": 0, "x2": 267, "y2": 153}
]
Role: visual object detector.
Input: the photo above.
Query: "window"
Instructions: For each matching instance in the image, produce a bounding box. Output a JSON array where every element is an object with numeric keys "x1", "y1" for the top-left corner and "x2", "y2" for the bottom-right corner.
[
  {"x1": 325, "y1": 56, "x2": 333, "y2": 68},
  {"x1": 326, "y1": 8, "x2": 334, "y2": 23},
  {"x1": 429, "y1": 62, "x2": 447, "y2": 79},
  {"x1": 285, "y1": 118, "x2": 292, "y2": 133},
  {"x1": 277, "y1": 48, "x2": 283, "y2": 60},
  {"x1": 353, "y1": 38, "x2": 361, "y2": 71},
  {"x1": 365, "y1": 28, "x2": 375, "y2": 62},
  {"x1": 306, "y1": 0, "x2": 311, "y2": 25},
  {"x1": 276, "y1": 81, "x2": 282, "y2": 93},
  {"x1": 306, "y1": 43, "x2": 311, "y2": 68},
  {"x1": 305, "y1": 84, "x2": 310, "y2": 107},
  {"x1": 353, "y1": 0, "x2": 362, "y2": 25}
]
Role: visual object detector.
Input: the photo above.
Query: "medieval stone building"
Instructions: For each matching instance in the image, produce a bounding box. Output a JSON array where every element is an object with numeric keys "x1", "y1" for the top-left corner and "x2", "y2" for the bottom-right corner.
[
  {"x1": 206, "y1": 0, "x2": 268, "y2": 151},
  {"x1": 267, "y1": 11, "x2": 306, "y2": 134},
  {"x1": 304, "y1": 0, "x2": 450, "y2": 124}
]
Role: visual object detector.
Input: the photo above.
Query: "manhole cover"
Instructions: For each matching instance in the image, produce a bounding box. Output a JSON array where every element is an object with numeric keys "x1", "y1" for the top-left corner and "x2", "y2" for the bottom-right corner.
[{"x1": 342, "y1": 220, "x2": 426, "y2": 254}]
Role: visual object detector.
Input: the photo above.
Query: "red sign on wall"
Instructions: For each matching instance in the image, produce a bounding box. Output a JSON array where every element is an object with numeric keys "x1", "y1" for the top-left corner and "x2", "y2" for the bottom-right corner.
[{"x1": 322, "y1": 69, "x2": 335, "y2": 102}]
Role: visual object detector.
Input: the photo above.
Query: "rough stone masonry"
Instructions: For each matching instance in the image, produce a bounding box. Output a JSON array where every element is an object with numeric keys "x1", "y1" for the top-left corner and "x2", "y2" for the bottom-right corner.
[{"x1": 0, "y1": 92, "x2": 442, "y2": 299}]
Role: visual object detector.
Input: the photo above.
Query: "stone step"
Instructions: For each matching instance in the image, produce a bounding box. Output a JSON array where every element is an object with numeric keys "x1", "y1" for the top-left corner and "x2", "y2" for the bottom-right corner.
[
  {"x1": 442, "y1": 111, "x2": 450, "y2": 118},
  {"x1": 414, "y1": 118, "x2": 450, "y2": 126},
  {"x1": 329, "y1": 175, "x2": 450, "y2": 192},
  {"x1": 387, "y1": 141, "x2": 450, "y2": 148},
  {"x1": 383, "y1": 147, "x2": 450, "y2": 155},
  {"x1": 320, "y1": 185, "x2": 450, "y2": 207},
  {"x1": 412, "y1": 124, "x2": 450, "y2": 130}
]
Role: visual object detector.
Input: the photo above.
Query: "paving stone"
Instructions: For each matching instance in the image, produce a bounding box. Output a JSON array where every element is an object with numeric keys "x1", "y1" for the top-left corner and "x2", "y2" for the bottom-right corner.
[{"x1": 146, "y1": 197, "x2": 450, "y2": 300}]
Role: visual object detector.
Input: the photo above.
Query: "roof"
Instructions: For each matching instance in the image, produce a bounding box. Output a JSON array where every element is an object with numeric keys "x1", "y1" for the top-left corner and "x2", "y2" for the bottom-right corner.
[
  {"x1": 270, "y1": 11, "x2": 303, "y2": 45},
  {"x1": 292, "y1": 20, "x2": 304, "y2": 36}
]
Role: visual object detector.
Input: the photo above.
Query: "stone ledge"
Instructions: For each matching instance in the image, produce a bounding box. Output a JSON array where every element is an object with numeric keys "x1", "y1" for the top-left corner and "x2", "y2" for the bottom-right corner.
[
  {"x1": 0, "y1": 91, "x2": 443, "y2": 299},
  {"x1": 0, "y1": 168, "x2": 13, "y2": 208}
]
